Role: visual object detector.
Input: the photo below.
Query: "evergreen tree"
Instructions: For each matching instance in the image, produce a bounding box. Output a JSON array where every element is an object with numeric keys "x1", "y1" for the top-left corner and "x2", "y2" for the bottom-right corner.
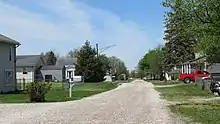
[{"x1": 75, "y1": 41, "x2": 106, "y2": 82}]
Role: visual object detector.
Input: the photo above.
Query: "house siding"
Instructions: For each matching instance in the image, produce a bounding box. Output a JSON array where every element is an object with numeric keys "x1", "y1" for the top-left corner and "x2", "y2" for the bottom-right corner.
[
  {"x1": 0, "y1": 42, "x2": 16, "y2": 93},
  {"x1": 16, "y1": 56, "x2": 45, "y2": 82},
  {"x1": 41, "y1": 69, "x2": 63, "y2": 82},
  {"x1": 16, "y1": 67, "x2": 35, "y2": 83}
]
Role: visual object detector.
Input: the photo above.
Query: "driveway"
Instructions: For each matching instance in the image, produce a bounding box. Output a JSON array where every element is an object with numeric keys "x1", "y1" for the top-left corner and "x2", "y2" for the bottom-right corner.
[{"x1": 0, "y1": 80, "x2": 184, "y2": 124}]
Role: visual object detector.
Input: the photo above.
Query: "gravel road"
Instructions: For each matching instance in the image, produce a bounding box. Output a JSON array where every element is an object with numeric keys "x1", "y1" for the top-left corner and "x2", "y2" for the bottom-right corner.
[{"x1": 0, "y1": 80, "x2": 184, "y2": 124}]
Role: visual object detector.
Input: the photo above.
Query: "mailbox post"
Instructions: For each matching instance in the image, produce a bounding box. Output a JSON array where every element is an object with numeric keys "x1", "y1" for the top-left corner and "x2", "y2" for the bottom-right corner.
[
  {"x1": 69, "y1": 78, "x2": 75, "y2": 98},
  {"x1": 68, "y1": 76, "x2": 83, "y2": 98}
]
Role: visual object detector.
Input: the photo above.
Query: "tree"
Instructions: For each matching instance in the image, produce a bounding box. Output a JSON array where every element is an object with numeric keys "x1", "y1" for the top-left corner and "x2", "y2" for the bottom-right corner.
[
  {"x1": 75, "y1": 41, "x2": 106, "y2": 82},
  {"x1": 189, "y1": 0, "x2": 220, "y2": 63},
  {"x1": 67, "y1": 49, "x2": 78, "y2": 58},
  {"x1": 163, "y1": 0, "x2": 196, "y2": 69},
  {"x1": 99, "y1": 54, "x2": 111, "y2": 74},
  {"x1": 108, "y1": 56, "x2": 128, "y2": 80},
  {"x1": 129, "y1": 70, "x2": 136, "y2": 78},
  {"x1": 162, "y1": 0, "x2": 220, "y2": 63},
  {"x1": 136, "y1": 69, "x2": 146, "y2": 79},
  {"x1": 138, "y1": 46, "x2": 164, "y2": 80},
  {"x1": 41, "y1": 51, "x2": 57, "y2": 65}
]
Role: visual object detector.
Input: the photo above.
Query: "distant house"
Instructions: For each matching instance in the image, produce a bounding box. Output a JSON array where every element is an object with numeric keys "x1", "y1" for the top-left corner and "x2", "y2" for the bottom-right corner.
[
  {"x1": 0, "y1": 34, "x2": 20, "y2": 93},
  {"x1": 207, "y1": 63, "x2": 220, "y2": 81},
  {"x1": 41, "y1": 58, "x2": 76, "y2": 82},
  {"x1": 16, "y1": 55, "x2": 45, "y2": 82}
]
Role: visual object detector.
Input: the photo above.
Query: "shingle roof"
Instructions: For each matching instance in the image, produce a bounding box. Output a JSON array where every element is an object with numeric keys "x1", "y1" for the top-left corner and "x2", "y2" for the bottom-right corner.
[
  {"x1": 16, "y1": 55, "x2": 42, "y2": 67},
  {"x1": 0, "y1": 34, "x2": 20, "y2": 45},
  {"x1": 56, "y1": 57, "x2": 76, "y2": 66},
  {"x1": 208, "y1": 63, "x2": 220, "y2": 73},
  {"x1": 41, "y1": 65, "x2": 63, "y2": 70}
]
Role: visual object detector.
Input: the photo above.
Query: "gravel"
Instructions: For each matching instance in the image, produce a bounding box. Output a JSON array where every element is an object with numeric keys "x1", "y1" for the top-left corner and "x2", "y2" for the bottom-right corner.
[{"x1": 0, "y1": 80, "x2": 184, "y2": 124}]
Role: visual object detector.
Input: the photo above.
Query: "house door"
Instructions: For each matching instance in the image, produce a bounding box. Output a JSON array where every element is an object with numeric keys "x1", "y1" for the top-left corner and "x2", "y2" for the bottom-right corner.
[{"x1": 45, "y1": 75, "x2": 52, "y2": 82}]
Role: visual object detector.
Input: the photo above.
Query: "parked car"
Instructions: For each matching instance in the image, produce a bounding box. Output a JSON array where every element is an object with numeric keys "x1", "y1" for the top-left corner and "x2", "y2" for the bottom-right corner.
[
  {"x1": 210, "y1": 79, "x2": 220, "y2": 95},
  {"x1": 179, "y1": 69, "x2": 210, "y2": 83}
]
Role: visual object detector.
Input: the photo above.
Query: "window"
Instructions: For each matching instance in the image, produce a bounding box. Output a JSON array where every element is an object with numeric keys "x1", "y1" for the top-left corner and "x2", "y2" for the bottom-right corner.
[
  {"x1": 9, "y1": 47, "x2": 12, "y2": 62},
  {"x1": 5, "y1": 69, "x2": 13, "y2": 84},
  {"x1": 23, "y1": 68, "x2": 28, "y2": 74}
]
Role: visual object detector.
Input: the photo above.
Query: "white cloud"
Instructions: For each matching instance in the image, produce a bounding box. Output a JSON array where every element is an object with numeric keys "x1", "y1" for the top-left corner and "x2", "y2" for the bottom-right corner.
[{"x1": 0, "y1": 0, "x2": 154, "y2": 69}]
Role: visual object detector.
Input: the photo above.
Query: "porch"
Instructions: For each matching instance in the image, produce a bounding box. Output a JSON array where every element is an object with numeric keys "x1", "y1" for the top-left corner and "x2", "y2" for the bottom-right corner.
[{"x1": 181, "y1": 55, "x2": 207, "y2": 74}]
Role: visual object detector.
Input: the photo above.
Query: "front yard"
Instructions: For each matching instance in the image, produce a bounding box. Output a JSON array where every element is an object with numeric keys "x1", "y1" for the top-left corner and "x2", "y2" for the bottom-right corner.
[
  {"x1": 155, "y1": 83, "x2": 212, "y2": 101},
  {"x1": 154, "y1": 81, "x2": 220, "y2": 124},
  {"x1": 0, "y1": 82, "x2": 118, "y2": 103},
  {"x1": 151, "y1": 80, "x2": 182, "y2": 85}
]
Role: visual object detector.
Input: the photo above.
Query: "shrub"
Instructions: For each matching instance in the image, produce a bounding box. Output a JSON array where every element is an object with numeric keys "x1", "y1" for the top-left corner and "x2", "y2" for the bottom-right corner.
[{"x1": 25, "y1": 82, "x2": 52, "y2": 102}]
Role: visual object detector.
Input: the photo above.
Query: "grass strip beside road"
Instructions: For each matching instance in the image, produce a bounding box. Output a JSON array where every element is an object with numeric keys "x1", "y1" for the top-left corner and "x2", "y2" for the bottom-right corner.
[
  {"x1": 155, "y1": 83, "x2": 220, "y2": 124},
  {"x1": 151, "y1": 80, "x2": 182, "y2": 85},
  {"x1": 155, "y1": 83, "x2": 212, "y2": 101},
  {"x1": 170, "y1": 102, "x2": 220, "y2": 124},
  {"x1": 0, "y1": 82, "x2": 118, "y2": 103}
]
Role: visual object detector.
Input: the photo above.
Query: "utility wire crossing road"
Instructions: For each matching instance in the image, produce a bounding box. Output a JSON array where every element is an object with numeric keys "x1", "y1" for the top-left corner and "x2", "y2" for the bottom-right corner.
[{"x1": 0, "y1": 80, "x2": 184, "y2": 124}]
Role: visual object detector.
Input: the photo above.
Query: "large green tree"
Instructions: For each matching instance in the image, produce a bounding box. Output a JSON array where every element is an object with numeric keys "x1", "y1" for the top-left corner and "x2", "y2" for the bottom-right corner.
[
  {"x1": 189, "y1": 0, "x2": 220, "y2": 63},
  {"x1": 163, "y1": 0, "x2": 220, "y2": 63},
  {"x1": 108, "y1": 56, "x2": 128, "y2": 79},
  {"x1": 163, "y1": 0, "x2": 196, "y2": 69},
  {"x1": 138, "y1": 46, "x2": 164, "y2": 79},
  {"x1": 75, "y1": 41, "x2": 106, "y2": 82}
]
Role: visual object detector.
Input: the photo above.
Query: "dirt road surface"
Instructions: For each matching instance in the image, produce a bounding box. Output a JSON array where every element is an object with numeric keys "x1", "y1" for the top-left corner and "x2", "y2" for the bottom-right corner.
[{"x1": 0, "y1": 80, "x2": 184, "y2": 124}]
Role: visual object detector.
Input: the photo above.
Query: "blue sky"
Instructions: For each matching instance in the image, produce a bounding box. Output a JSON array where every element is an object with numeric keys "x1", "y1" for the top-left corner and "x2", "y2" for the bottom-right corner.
[{"x1": 0, "y1": 0, "x2": 165, "y2": 69}]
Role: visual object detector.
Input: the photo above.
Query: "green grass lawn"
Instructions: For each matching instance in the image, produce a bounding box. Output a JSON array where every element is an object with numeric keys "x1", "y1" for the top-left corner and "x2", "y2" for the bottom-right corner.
[
  {"x1": 155, "y1": 84, "x2": 213, "y2": 101},
  {"x1": 155, "y1": 83, "x2": 220, "y2": 123},
  {"x1": 170, "y1": 102, "x2": 220, "y2": 124},
  {"x1": 151, "y1": 80, "x2": 182, "y2": 85},
  {"x1": 0, "y1": 82, "x2": 118, "y2": 103}
]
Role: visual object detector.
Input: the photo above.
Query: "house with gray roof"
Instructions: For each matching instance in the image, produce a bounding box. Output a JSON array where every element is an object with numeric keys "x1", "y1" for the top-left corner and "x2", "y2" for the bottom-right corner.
[
  {"x1": 0, "y1": 34, "x2": 20, "y2": 93},
  {"x1": 16, "y1": 55, "x2": 45, "y2": 83},
  {"x1": 207, "y1": 63, "x2": 220, "y2": 81},
  {"x1": 41, "y1": 57, "x2": 76, "y2": 82}
]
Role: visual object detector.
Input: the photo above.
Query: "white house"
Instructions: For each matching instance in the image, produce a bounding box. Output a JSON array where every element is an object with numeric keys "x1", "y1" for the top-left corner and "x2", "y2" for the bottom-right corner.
[{"x1": 16, "y1": 55, "x2": 45, "y2": 83}]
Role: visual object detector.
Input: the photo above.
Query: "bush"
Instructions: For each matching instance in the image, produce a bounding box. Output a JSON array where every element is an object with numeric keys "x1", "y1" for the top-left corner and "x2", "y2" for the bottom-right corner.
[{"x1": 25, "y1": 82, "x2": 52, "y2": 102}]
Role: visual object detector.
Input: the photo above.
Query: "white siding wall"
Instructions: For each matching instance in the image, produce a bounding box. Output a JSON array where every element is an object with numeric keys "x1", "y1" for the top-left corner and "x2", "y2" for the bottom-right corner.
[{"x1": 16, "y1": 71, "x2": 34, "y2": 82}]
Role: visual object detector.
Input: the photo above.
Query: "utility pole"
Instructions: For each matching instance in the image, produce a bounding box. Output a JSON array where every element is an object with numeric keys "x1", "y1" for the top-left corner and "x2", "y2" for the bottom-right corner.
[{"x1": 96, "y1": 43, "x2": 99, "y2": 57}]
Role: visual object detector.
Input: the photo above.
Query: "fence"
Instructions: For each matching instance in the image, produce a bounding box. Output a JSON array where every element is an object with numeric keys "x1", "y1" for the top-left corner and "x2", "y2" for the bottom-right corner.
[
  {"x1": 195, "y1": 76, "x2": 214, "y2": 90},
  {"x1": 17, "y1": 79, "x2": 33, "y2": 91}
]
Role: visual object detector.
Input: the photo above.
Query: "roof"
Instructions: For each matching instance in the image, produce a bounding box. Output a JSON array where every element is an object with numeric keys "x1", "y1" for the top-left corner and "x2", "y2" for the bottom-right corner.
[
  {"x1": 182, "y1": 55, "x2": 206, "y2": 64},
  {"x1": 56, "y1": 57, "x2": 76, "y2": 66},
  {"x1": 16, "y1": 55, "x2": 42, "y2": 67},
  {"x1": 41, "y1": 65, "x2": 63, "y2": 70},
  {"x1": 0, "y1": 34, "x2": 20, "y2": 45},
  {"x1": 208, "y1": 63, "x2": 220, "y2": 73},
  {"x1": 41, "y1": 58, "x2": 75, "y2": 70}
]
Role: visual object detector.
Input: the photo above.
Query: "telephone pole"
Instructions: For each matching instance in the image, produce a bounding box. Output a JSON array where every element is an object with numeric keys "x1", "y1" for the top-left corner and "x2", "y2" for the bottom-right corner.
[{"x1": 96, "y1": 43, "x2": 99, "y2": 57}]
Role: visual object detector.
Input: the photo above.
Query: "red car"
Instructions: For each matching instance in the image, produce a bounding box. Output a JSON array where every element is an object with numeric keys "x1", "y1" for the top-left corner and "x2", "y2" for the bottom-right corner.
[{"x1": 179, "y1": 70, "x2": 210, "y2": 83}]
